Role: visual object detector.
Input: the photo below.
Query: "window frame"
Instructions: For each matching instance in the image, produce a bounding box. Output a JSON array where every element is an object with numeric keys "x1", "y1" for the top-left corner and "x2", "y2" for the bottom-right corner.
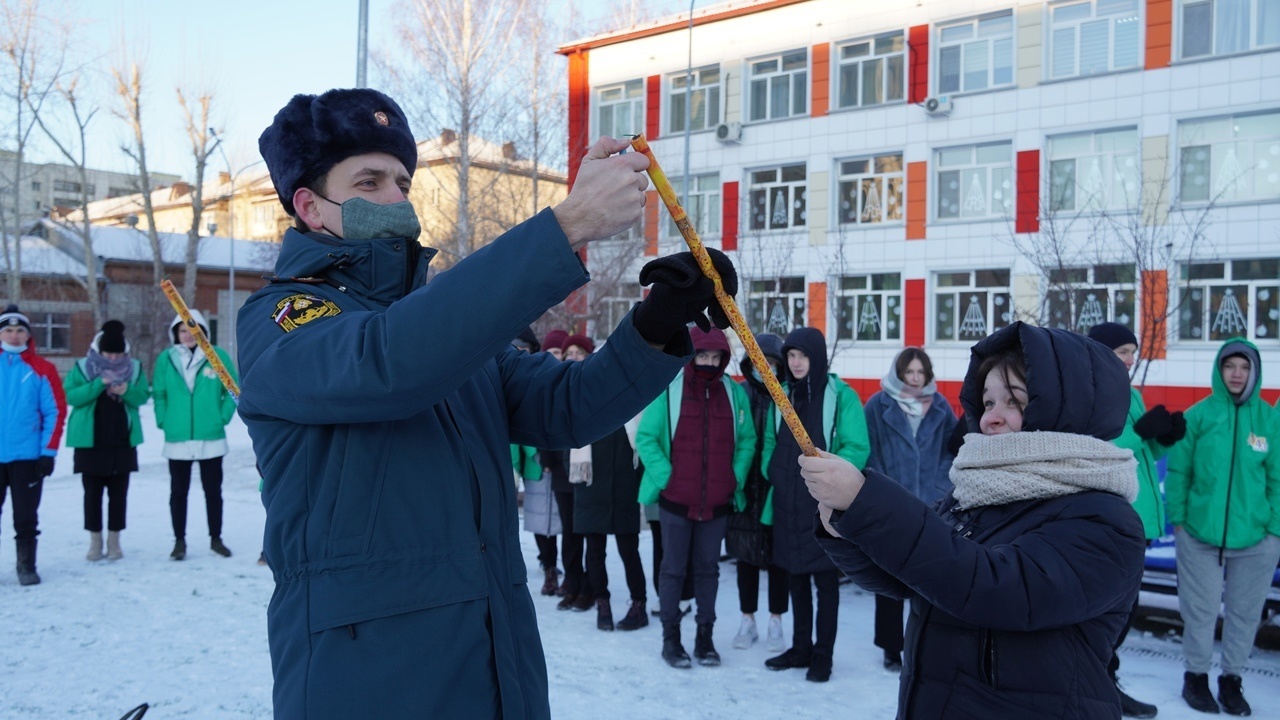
[
  {"x1": 835, "y1": 273, "x2": 904, "y2": 343},
  {"x1": 667, "y1": 65, "x2": 722, "y2": 134},
  {"x1": 1177, "y1": 258, "x2": 1280, "y2": 343},
  {"x1": 1177, "y1": 0, "x2": 1280, "y2": 60},
  {"x1": 1045, "y1": 0, "x2": 1143, "y2": 80},
  {"x1": 1176, "y1": 109, "x2": 1280, "y2": 206},
  {"x1": 932, "y1": 268, "x2": 1014, "y2": 342},
  {"x1": 595, "y1": 79, "x2": 645, "y2": 140},
  {"x1": 28, "y1": 311, "x2": 71, "y2": 353},
  {"x1": 935, "y1": 10, "x2": 1016, "y2": 96},
  {"x1": 663, "y1": 173, "x2": 721, "y2": 240},
  {"x1": 933, "y1": 141, "x2": 1015, "y2": 221},
  {"x1": 834, "y1": 31, "x2": 907, "y2": 110},
  {"x1": 1043, "y1": 263, "x2": 1139, "y2": 333},
  {"x1": 1046, "y1": 126, "x2": 1141, "y2": 212},
  {"x1": 746, "y1": 48, "x2": 809, "y2": 123},
  {"x1": 836, "y1": 153, "x2": 906, "y2": 226},
  {"x1": 746, "y1": 163, "x2": 808, "y2": 232},
  {"x1": 747, "y1": 276, "x2": 809, "y2": 336}
]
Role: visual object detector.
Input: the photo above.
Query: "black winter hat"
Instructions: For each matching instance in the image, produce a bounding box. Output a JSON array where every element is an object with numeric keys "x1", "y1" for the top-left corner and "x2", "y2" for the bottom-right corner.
[
  {"x1": 98, "y1": 320, "x2": 126, "y2": 353},
  {"x1": 0, "y1": 304, "x2": 30, "y2": 331},
  {"x1": 258, "y1": 88, "x2": 418, "y2": 216},
  {"x1": 1087, "y1": 321, "x2": 1138, "y2": 351},
  {"x1": 513, "y1": 326, "x2": 540, "y2": 353}
]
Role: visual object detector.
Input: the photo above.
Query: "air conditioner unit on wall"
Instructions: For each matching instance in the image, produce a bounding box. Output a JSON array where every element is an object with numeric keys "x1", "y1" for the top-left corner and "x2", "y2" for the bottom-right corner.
[
  {"x1": 923, "y1": 96, "x2": 953, "y2": 116},
  {"x1": 715, "y1": 121, "x2": 742, "y2": 143}
]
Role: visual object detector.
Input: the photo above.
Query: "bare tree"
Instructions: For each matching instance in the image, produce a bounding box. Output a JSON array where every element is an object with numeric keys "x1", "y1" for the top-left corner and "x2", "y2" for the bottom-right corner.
[
  {"x1": 111, "y1": 63, "x2": 163, "y2": 286},
  {"x1": 177, "y1": 86, "x2": 216, "y2": 304},
  {"x1": 0, "y1": 0, "x2": 68, "y2": 302},
  {"x1": 509, "y1": 0, "x2": 567, "y2": 214}
]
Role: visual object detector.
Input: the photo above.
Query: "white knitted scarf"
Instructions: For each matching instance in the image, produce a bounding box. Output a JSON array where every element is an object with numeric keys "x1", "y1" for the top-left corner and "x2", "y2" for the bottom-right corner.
[{"x1": 949, "y1": 431, "x2": 1137, "y2": 510}]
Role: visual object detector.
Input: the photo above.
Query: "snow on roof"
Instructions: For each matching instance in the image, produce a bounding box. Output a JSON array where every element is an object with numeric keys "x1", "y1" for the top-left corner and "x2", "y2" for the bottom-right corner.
[{"x1": 29, "y1": 219, "x2": 276, "y2": 273}]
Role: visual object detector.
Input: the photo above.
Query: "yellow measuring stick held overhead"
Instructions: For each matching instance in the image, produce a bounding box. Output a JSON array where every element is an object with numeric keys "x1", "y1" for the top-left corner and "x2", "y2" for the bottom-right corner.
[
  {"x1": 628, "y1": 134, "x2": 817, "y2": 457},
  {"x1": 160, "y1": 279, "x2": 241, "y2": 404}
]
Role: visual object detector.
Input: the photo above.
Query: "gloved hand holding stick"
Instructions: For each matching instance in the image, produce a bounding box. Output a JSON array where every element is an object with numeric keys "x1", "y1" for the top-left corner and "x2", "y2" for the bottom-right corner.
[
  {"x1": 629, "y1": 134, "x2": 817, "y2": 457},
  {"x1": 160, "y1": 279, "x2": 241, "y2": 404}
]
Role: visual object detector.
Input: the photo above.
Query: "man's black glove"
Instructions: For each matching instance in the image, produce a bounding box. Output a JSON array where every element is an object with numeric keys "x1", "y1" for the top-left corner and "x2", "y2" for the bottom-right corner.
[
  {"x1": 1133, "y1": 404, "x2": 1174, "y2": 440},
  {"x1": 37, "y1": 456, "x2": 54, "y2": 479},
  {"x1": 632, "y1": 249, "x2": 737, "y2": 346},
  {"x1": 1156, "y1": 410, "x2": 1187, "y2": 447},
  {"x1": 946, "y1": 414, "x2": 969, "y2": 456}
]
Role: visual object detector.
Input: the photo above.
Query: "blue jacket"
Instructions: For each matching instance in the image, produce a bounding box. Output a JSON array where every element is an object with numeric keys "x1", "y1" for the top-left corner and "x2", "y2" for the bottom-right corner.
[
  {"x1": 863, "y1": 390, "x2": 957, "y2": 505},
  {"x1": 237, "y1": 209, "x2": 690, "y2": 720},
  {"x1": 0, "y1": 350, "x2": 59, "y2": 462}
]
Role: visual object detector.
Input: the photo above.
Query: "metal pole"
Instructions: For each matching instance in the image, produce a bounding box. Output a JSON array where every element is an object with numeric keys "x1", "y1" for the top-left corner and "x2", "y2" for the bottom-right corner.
[
  {"x1": 682, "y1": 0, "x2": 694, "y2": 222},
  {"x1": 356, "y1": 0, "x2": 369, "y2": 88}
]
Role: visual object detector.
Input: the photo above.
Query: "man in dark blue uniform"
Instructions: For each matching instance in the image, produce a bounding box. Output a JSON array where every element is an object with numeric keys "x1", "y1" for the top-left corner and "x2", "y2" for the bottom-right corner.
[{"x1": 239, "y1": 88, "x2": 736, "y2": 718}]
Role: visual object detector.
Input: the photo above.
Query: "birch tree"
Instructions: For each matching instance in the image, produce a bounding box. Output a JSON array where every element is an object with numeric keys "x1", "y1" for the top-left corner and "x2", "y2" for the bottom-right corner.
[
  {"x1": 111, "y1": 62, "x2": 162, "y2": 286},
  {"x1": 177, "y1": 86, "x2": 216, "y2": 304}
]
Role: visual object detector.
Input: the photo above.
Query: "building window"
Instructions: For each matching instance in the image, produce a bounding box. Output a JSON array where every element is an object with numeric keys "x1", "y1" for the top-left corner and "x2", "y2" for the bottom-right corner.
[
  {"x1": 836, "y1": 31, "x2": 906, "y2": 109},
  {"x1": 836, "y1": 273, "x2": 902, "y2": 342},
  {"x1": 748, "y1": 164, "x2": 807, "y2": 231},
  {"x1": 664, "y1": 173, "x2": 721, "y2": 239},
  {"x1": 253, "y1": 204, "x2": 274, "y2": 228},
  {"x1": 668, "y1": 66, "x2": 720, "y2": 133},
  {"x1": 30, "y1": 181, "x2": 40, "y2": 191},
  {"x1": 837, "y1": 153, "x2": 904, "y2": 225},
  {"x1": 597, "y1": 80, "x2": 644, "y2": 139},
  {"x1": 748, "y1": 49, "x2": 808, "y2": 122},
  {"x1": 598, "y1": 282, "x2": 644, "y2": 338},
  {"x1": 1180, "y1": 0, "x2": 1280, "y2": 59},
  {"x1": 935, "y1": 142, "x2": 1013, "y2": 220},
  {"x1": 937, "y1": 11, "x2": 1015, "y2": 95},
  {"x1": 107, "y1": 186, "x2": 133, "y2": 198},
  {"x1": 747, "y1": 276, "x2": 807, "y2": 335},
  {"x1": 934, "y1": 268, "x2": 1013, "y2": 341},
  {"x1": 1045, "y1": 264, "x2": 1137, "y2": 333},
  {"x1": 52, "y1": 179, "x2": 82, "y2": 194},
  {"x1": 1048, "y1": 127, "x2": 1140, "y2": 211},
  {"x1": 1179, "y1": 258, "x2": 1280, "y2": 342},
  {"x1": 29, "y1": 312, "x2": 70, "y2": 353},
  {"x1": 1048, "y1": 0, "x2": 1142, "y2": 79},
  {"x1": 1178, "y1": 110, "x2": 1280, "y2": 204}
]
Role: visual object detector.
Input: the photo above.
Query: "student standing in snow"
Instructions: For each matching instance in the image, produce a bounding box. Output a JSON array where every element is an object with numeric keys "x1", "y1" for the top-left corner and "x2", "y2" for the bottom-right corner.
[
  {"x1": 862, "y1": 347, "x2": 957, "y2": 673},
  {"x1": 563, "y1": 334, "x2": 651, "y2": 632},
  {"x1": 511, "y1": 328, "x2": 563, "y2": 597},
  {"x1": 762, "y1": 326, "x2": 868, "y2": 683},
  {"x1": 1088, "y1": 321, "x2": 1183, "y2": 718},
  {"x1": 1165, "y1": 338, "x2": 1280, "y2": 716},
  {"x1": 726, "y1": 332, "x2": 789, "y2": 652},
  {"x1": 0, "y1": 305, "x2": 64, "y2": 585},
  {"x1": 637, "y1": 326, "x2": 756, "y2": 668},
  {"x1": 153, "y1": 310, "x2": 240, "y2": 561},
  {"x1": 804, "y1": 322, "x2": 1145, "y2": 719},
  {"x1": 238, "y1": 87, "x2": 736, "y2": 718},
  {"x1": 66, "y1": 321, "x2": 150, "y2": 562},
  {"x1": 552, "y1": 335, "x2": 596, "y2": 613}
]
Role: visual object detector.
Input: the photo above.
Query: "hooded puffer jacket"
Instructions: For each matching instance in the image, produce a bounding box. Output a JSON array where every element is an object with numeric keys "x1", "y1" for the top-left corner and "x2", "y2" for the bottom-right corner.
[
  {"x1": 819, "y1": 322, "x2": 1145, "y2": 720},
  {"x1": 1166, "y1": 337, "x2": 1280, "y2": 548},
  {"x1": 152, "y1": 310, "x2": 239, "y2": 443}
]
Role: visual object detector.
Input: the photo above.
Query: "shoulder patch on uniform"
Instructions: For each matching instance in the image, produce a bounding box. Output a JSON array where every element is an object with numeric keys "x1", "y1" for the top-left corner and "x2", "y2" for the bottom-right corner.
[{"x1": 272, "y1": 294, "x2": 341, "y2": 332}]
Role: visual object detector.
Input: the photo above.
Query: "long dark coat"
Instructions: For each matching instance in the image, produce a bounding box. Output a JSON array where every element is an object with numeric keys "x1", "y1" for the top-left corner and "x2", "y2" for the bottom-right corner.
[{"x1": 573, "y1": 426, "x2": 642, "y2": 535}]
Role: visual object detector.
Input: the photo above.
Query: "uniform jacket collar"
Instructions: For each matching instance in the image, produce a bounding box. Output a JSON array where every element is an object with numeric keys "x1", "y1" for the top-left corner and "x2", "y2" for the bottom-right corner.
[{"x1": 273, "y1": 227, "x2": 437, "y2": 306}]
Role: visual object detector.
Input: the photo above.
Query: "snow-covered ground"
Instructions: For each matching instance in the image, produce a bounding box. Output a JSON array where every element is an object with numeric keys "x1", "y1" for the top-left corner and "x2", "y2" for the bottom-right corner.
[{"x1": 3, "y1": 405, "x2": 1278, "y2": 719}]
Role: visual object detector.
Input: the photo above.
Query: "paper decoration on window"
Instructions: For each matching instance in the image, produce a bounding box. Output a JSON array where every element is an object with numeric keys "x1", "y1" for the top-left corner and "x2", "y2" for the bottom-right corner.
[
  {"x1": 963, "y1": 174, "x2": 986, "y2": 214},
  {"x1": 859, "y1": 298, "x2": 881, "y2": 336},
  {"x1": 959, "y1": 295, "x2": 987, "y2": 337},
  {"x1": 1076, "y1": 293, "x2": 1105, "y2": 331},
  {"x1": 1214, "y1": 146, "x2": 1242, "y2": 198},
  {"x1": 862, "y1": 182, "x2": 881, "y2": 222},
  {"x1": 766, "y1": 298, "x2": 792, "y2": 335},
  {"x1": 1083, "y1": 157, "x2": 1104, "y2": 206},
  {"x1": 772, "y1": 189, "x2": 788, "y2": 226},
  {"x1": 1211, "y1": 289, "x2": 1247, "y2": 335}
]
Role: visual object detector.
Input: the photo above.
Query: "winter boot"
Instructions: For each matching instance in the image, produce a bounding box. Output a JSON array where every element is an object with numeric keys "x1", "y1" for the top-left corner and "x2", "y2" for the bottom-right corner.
[
  {"x1": 616, "y1": 600, "x2": 649, "y2": 631},
  {"x1": 661, "y1": 622, "x2": 692, "y2": 669},
  {"x1": 596, "y1": 598, "x2": 615, "y2": 631},
  {"x1": 540, "y1": 566, "x2": 561, "y2": 597},
  {"x1": 765, "y1": 615, "x2": 786, "y2": 653},
  {"x1": 765, "y1": 646, "x2": 811, "y2": 671},
  {"x1": 694, "y1": 622, "x2": 720, "y2": 667},
  {"x1": 1217, "y1": 674, "x2": 1250, "y2": 716},
  {"x1": 211, "y1": 537, "x2": 232, "y2": 557},
  {"x1": 106, "y1": 531, "x2": 123, "y2": 560},
  {"x1": 87, "y1": 532, "x2": 104, "y2": 561},
  {"x1": 1182, "y1": 672, "x2": 1220, "y2": 714},
  {"x1": 1115, "y1": 677, "x2": 1157, "y2": 718},
  {"x1": 170, "y1": 538, "x2": 187, "y2": 561},
  {"x1": 16, "y1": 538, "x2": 40, "y2": 586},
  {"x1": 883, "y1": 649, "x2": 903, "y2": 672},
  {"x1": 571, "y1": 591, "x2": 595, "y2": 612},
  {"x1": 806, "y1": 653, "x2": 833, "y2": 683},
  {"x1": 732, "y1": 615, "x2": 758, "y2": 649},
  {"x1": 556, "y1": 593, "x2": 578, "y2": 611}
]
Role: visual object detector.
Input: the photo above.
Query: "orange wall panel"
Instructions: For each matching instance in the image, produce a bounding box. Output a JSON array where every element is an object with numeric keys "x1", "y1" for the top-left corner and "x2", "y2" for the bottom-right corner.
[
  {"x1": 811, "y1": 43, "x2": 829, "y2": 118},
  {"x1": 809, "y1": 281, "x2": 827, "y2": 335},
  {"x1": 1141, "y1": 270, "x2": 1169, "y2": 360},
  {"x1": 1146, "y1": 0, "x2": 1172, "y2": 69},
  {"x1": 906, "y1": 161, "x2": 927, "y2": 240}
]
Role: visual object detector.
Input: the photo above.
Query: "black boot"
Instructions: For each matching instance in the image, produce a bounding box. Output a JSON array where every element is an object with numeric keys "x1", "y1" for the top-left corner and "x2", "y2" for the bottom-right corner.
[
  {"x1": 765, "y1": 646, "x2": 811, "y2": 670},
  {"x1": 806, "y1": 653, "x2": 833, "y2": 683},
  {"x1": 1115, "y1": 677, "x2": 1157, "y2": 718},
  {"x1": 693, "y1": 622, "x2": 720, "y2": 666},
  {"x1": 170, "y1": 538, "x2": 187, "y2": 561},
  {"x1": 883, "y1": 649, "x2": 903, "y2": 672},
  {"x1": 16, "y1": 538, "x2": 40, "y2": 586},
  {"x1": 616, "y1": 600, "x2": 649, "y2": 631},
  {"x1": 540, "y1": 567, "x2": 560, "y2": 597},
  {"x1": 661, "y1": 622, "x2": 691, "y2": 669},
  {"x1": 596, "y1": 598, "x2": 614, "y2": 631},
  {"x1": 211, "y1": 537, "x2": 232, "y2": 557},
  {"x1": 1217, "y1": 674, "x2": 1250, "y2": 716},
  {"x1": 1182, "y1": 672, "x2": 1220, "y2": 714},
  {"x1": 556, "y1": 593, "x2": 578, "y2": 611},
  {"x1": 571, "y1": 591, "x2": 595, "y2": 612}
]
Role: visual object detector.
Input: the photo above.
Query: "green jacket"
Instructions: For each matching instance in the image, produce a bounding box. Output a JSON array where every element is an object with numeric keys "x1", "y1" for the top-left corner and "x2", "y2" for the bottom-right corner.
[
  {"x1": 1166, "y1": 337, "x2": 1280, "y2": 549},
  {"x1": 152, "y1": 345, "x2": 238, "y2": 442},
  {"x1": 64, "y1": 359, "x2": 150, "y2": 448},
  {"x1": 761, "y1": 373, "x2": 870, "y2": 525},
  {"x1": 1112, "y1": 386, "x2": 1170, "y2": 540},
  {"x1": 511, "y1": 444, "x2": 540, "y2": 482},
  {"x1": 635, "y1": 370, "x2": 756, "y2": 511}
]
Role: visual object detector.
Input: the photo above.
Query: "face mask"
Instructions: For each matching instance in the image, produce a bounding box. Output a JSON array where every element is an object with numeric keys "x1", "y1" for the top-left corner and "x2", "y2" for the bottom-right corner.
[
  {"x1": 693, "y1": 364, "x2": 719, "y2": 381},
  {"x1": 318, "y1": 195, "x2": 421, "y2": 242},
  {"x1": 2, "y1": 341, "x2": 25, "y2": 353}
]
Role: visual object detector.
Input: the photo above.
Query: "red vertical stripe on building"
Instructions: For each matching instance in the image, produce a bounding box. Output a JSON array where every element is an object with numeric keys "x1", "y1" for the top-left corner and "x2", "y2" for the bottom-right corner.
[
  {"x1": 906, "y1": 162, "x2": 927, "y2": 240},
  {"x1": 1015, "y1": 150, "x2": 1040, "y2": 234},
  {"x1": 646, "y1": 75, "x2": 662, "y2": 140},
  {"x1": 567, "y1": 51, "x2": 591, "y2": 187},
  {"x1": 722, "y1": 181, "x2": 739, "y2": 251},
  {"x1": 1146, "y1": 0, "x2": 1172, "y2": 69},
  {"x1": 644, "y1": 190, "x2": 659, "y2": 256},
  {"x1": 1141, "y1": 270, "x2": 1169, "y2": 360},
  {"x1": 905, "y1": 278, "x2": 926, "y2": 348},
  {"x1": 908, "y1": 25, "x2": 930, "y2": 105},
  {"x1": 811, "y1": 43, "x2": 829, "y2": 118},
  {"x1": 808, "y1": 282, "x2": 827, "y2": 336}
]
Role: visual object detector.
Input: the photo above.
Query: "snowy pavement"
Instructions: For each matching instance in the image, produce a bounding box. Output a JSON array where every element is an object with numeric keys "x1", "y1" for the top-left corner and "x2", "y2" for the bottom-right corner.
[{"x1": 2, "y1": 406, "x2": 1277, "y2": 718}]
